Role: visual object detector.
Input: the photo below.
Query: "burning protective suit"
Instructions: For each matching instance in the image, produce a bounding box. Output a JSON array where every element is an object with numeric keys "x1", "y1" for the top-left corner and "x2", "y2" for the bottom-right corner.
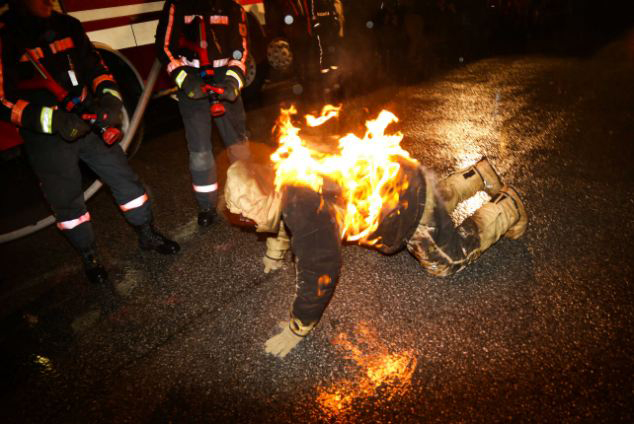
[
  {"x1": 0, "y1": 2, "x2": 180, "y2": 285},
  {"x1": 155, "y1": 0, "x2": 251, "y2": 226},
  {"x1": 226, "y1": 153, "x2": 527, "y2": 358}
]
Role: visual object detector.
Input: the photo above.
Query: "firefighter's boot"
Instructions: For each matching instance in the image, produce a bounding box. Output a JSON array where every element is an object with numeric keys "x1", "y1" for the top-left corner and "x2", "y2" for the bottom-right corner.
[
  {"x1": 197, "y1": 208, "x2": 217, "y2": 227},
  {"x1": 135, "y1": 222, "x2": 181, "y2": 255},
  {"x1": 468, "y1": 186, "x2": 528, "y2": 252},
  {"x1": 438, "y1": 157, "x2": 504, "y2": 213},
  {"x1": 80, "y1": 246, "x2": 109, "y2": 285}
]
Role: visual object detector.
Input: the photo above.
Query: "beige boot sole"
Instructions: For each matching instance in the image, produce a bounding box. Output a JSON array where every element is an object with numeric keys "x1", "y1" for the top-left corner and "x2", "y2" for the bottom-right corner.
[
  {"x1": 501, "y1": 186, "x2": 528, "y2": 239},
  {"x1": 475, "y1": 157, "x2": 504, "y2": 196}
]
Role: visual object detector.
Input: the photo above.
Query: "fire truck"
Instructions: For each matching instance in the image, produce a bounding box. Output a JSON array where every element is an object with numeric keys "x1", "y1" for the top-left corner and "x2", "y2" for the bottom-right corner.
[{"x1": 0, "y1": 0, "x2": 291, "y2": 242}]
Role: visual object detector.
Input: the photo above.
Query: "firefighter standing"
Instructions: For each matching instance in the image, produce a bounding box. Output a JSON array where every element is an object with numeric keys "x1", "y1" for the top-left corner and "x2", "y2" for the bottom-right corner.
[
  {"x1": 0, "y1": 0, "x2": 180, "y2": 284},
  {"x1": 272, "y1": 0, "x2": 343, "y2": 100},
  {"x1": 155, "y1": 0, "x2": 251, "y2": 227},
  {"x1": 225, "y1": 150, "x2": 528, "y2": 358}
]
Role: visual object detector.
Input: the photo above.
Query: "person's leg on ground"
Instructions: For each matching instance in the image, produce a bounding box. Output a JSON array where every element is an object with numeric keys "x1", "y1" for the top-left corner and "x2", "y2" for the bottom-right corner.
[
  {"x1": 407, "y1": 173, "x2": 527, "y2": 277},
  {"x1": 437, "y1": 156, "x2": 504, "y2": 213}
]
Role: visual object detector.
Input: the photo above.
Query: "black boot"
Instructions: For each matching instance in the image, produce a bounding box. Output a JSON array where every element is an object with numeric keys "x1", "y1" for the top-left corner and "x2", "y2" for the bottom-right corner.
[
  {"x1": 80, "y1": 247, "x2": 109, "y2": 284},
  {"x1": 197, "y1": 208, "x2": 217, "y2": 227},
  {"x1": 135, "y1": 222, "x2": 180, "y2": 255}
]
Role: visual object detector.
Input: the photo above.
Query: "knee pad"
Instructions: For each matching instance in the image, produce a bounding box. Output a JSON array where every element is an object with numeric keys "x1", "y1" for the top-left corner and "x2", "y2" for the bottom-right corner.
[
  {"x1": 227, "y1": 142, "x2": 250, "y2": 162},
  {"x1": 189, "y1": 151, "x2": 213, "y2": 172}
]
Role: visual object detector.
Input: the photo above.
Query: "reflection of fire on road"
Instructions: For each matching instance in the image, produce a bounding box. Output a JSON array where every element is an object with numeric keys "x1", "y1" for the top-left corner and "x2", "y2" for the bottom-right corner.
[
  {"x1": 316, "y1": 322, "x2": 417, "y2": 420},
  {"x1": 271, "y1": 105, "x2": 417, "y2": 246}
]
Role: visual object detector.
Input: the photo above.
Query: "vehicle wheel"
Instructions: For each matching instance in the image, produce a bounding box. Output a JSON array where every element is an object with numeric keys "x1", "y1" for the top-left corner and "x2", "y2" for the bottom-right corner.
[
  {"x1": 266, "y1": 37, "x2": 293, "y2": 72},
  {"x1": 242, "y1": 12, "x2": 269, "y2": 101},
  {"x1": 242, "y1": 53, "x2": 268, "y2": 101}
]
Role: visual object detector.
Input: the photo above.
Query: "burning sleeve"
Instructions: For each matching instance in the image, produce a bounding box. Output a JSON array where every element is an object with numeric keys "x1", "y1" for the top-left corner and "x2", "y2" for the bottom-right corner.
[
  {"x1": 282, "y1": 186, "x2": 343, "y2": 326},
  {"x1": 155, "y1": 0, "x2": 186, "y2": 76},
  {"x1": 0, "y1": 35, "x2": 51, "y2": 132},
  {"x1": 71, "y1": 18, "x2": 119, "y2": 99},
  {"x1": 225, "y1": 3, "x2": 248, "y2": 89},
  {"x1": 370, "y1": 164, "x2": 427, "y2": 254}
]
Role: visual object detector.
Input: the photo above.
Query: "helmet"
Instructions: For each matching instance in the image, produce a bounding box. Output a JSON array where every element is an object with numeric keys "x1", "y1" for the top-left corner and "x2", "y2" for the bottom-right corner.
[{"x1": 225, "y1": 160, "x2": 282, "y2": 233}]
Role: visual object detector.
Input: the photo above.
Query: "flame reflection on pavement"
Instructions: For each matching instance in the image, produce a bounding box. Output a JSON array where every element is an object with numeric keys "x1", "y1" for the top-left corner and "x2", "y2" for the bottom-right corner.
[{"x1": 316, "y1": 322, "x2": 417, "y2": 420}]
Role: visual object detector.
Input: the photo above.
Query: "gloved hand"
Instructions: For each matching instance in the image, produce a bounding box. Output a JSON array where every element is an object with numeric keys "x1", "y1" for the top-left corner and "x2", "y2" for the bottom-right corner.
[
  {"x1": 264, "y1": 321, "x2": 304, "y2": 358},
  {"x1": 92, "y1": 92, "x2": 123, "y2": 127},
  {"x1": 52, "y1": 110, "x2": 90, "y2": 141},
  {"x1": 263, "y1": 227, "x2": 290, "y2": 274},
  {"x1": 218, "y1": 76, "x2": 240, "y2": 102},
  {"x1": 263, "y1": 256, "x2": 284, "y2": 274},
  {"x1": 173, "y1": 67, "x2": 206, "y2": 100},
  {"x1": 264, "y1": 318, "x2": 316, "y2": 358}
]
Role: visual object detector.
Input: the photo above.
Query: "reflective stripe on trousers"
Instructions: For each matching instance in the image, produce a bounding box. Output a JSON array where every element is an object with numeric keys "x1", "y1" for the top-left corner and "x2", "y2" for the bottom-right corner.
[
  {"x1": 119, "y1": 193, "x2": 149, "y2": 212},
  {"x1": 193, "y1": 183, "x2": 218, "y2": 193},
  {"x1": 56, "y1": 211, "x2": 90, "y2": 230}
]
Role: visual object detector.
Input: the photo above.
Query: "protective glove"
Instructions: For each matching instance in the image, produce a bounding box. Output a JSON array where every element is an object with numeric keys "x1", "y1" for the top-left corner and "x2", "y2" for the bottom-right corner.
[
  {"x1": 173, "y1": 67, "x2": 206, "y2": 99},
  {"x1": 265, "y1": 321, "x2": 304, "y2": 358},
  {"x1": 52, "y1": 110, "x2": 90, "y2": 141},
  {"x1": 263, "y1": 256, "x2": 284, "y2": 274},
  {"x1": 263, "y1": 224, "x2": 290, "y2": 274},
  {"x1": 92, "y1": 92, "x2": 123, "y2": 127},
  {"x1": 218, "y1": 76, "x2": 240, "y2": 102},
  {"x1": 264, "y1": 318, "x2": 316, "y2": 358}
]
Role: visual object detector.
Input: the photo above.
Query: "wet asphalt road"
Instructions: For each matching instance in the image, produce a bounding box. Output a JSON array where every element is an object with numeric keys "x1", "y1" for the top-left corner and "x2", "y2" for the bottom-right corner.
[{"x1": 2, "y1": 34, "x2": 634, "y2": 423}]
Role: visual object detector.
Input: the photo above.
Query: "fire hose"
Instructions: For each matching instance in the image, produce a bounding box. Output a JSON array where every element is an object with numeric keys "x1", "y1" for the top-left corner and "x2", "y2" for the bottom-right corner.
[{"x1": 0, "y1": 59, "x2": 162, "y2": 244}]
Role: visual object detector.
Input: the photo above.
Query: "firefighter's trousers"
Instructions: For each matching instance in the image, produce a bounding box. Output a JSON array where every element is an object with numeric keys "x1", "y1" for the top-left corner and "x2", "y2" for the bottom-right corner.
[
  {"x1": 406, "y1": 177, "x2": 482, "y2": 277},
  {"x1": 406, "y1": 170, "x2": 524, "y2": 277},
  {"x1": 177, "y1": 91, "x2": 250, "y2": 210},
  {"x1": 22, "y1": 130, "x2": 151, "y2": 252}
]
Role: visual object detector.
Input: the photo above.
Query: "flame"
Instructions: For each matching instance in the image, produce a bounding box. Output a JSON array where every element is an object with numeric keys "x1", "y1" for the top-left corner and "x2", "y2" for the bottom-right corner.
[
  {"x1": 316, "y1": 322, "x2": 417, "y2": 420},
  {"x1": 305, "y1": 104, "x2": 342, "y2": 127},
  {"x1": 271, "y1": 105, "x2": 416, "y2": 244}
]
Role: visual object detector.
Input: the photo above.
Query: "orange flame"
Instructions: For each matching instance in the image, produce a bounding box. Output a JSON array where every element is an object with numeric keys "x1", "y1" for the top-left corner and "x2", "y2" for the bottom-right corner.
[
  {"x1": 305, "y1": 104, "x2": 342, "y2": 127},
  {"x1": 271, "y1": 105, "x2": 415, "y2": 244},
  {"x1": 316, "y1": 322, "x2": 417, "y2": 420}
]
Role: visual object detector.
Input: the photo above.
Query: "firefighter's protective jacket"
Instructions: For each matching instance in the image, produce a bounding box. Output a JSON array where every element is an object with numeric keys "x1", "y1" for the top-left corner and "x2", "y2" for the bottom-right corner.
[
  {"x1": 155, "y1": 0, "x2": 248, "y2": 89},
  {"x1": 0, "y1": 9, "x2": 119, "y2": 134}
]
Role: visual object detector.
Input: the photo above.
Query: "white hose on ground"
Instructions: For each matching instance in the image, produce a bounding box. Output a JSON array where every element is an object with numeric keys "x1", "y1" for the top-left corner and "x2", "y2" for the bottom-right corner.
[{"x1": 0, "y1": 59, "x2": 162, "y2": 244}]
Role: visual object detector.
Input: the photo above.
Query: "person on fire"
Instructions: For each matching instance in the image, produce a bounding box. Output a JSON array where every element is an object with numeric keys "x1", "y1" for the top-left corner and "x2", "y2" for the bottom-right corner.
[
  {"x1": 0, "y1": 0, "x2": 180, "y2": 285},
  {"x1": 155, "y1": 0, "x2": 251, "y2": 227},
  {"x1": 224, "y1": 108, "x2": 528, "y2": 358}
]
